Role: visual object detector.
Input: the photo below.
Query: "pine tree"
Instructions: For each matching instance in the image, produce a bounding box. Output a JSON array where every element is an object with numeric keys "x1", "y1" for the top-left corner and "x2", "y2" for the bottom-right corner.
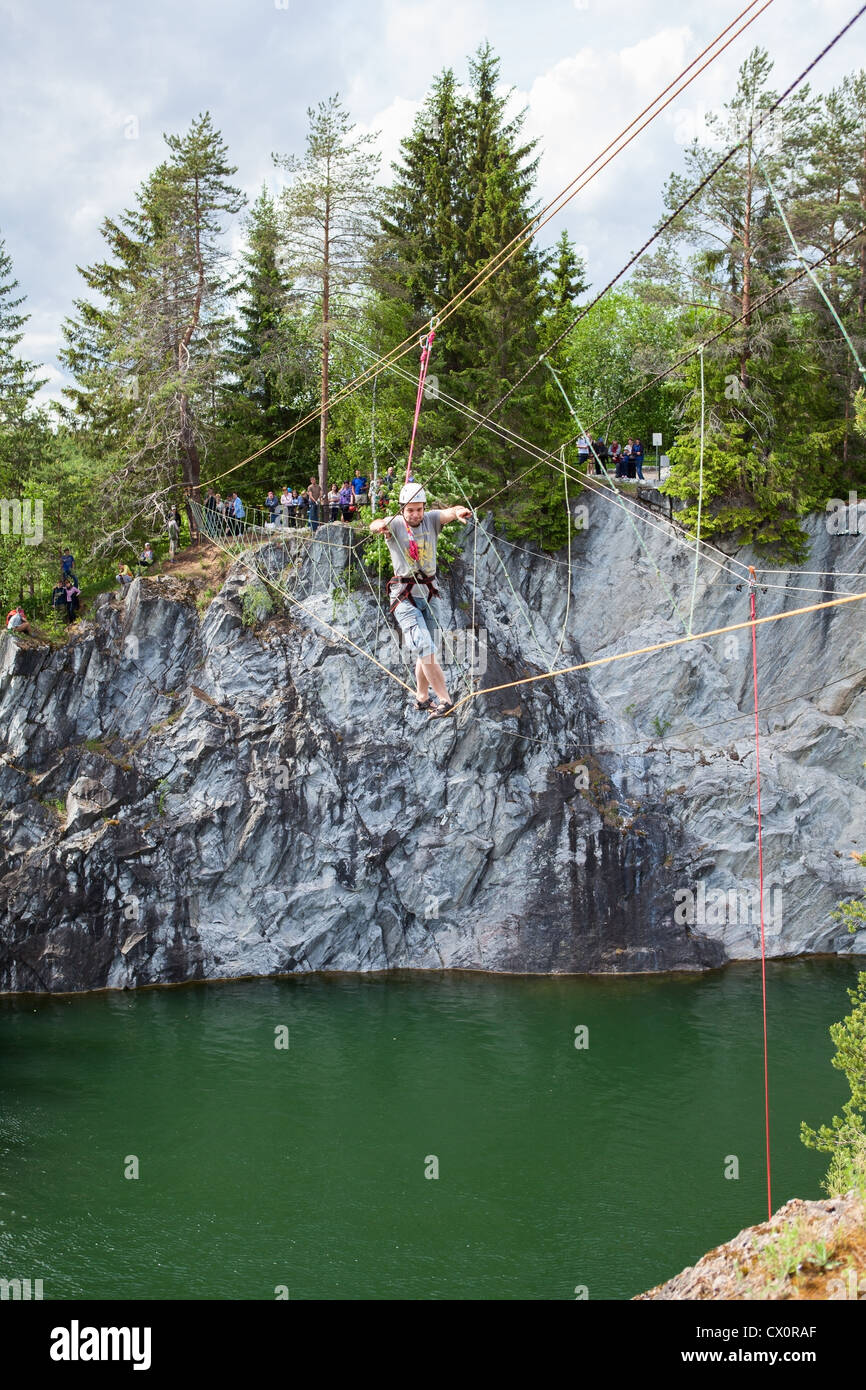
[
  {"x1": 658, "y1": 48, "x2": 816, "y2": 399},
  {"x1": 220, "y1": 187, "x2": 319, "y2": 499},
  {"x1": 793, "y1": 73, "x2": 866, "y2": 475},
  {"x1": 642, "y1": 48, "x2": 863, "y2": 557},
  {"x1": 0, "y1": 233, "x2": 60, "y2": 611},
  {"x1": 273, "y1": 95, "x2": 382, "y2": 495}
]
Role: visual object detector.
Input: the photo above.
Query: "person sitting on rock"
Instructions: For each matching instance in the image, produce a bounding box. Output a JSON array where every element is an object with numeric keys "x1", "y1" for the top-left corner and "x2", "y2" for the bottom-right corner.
[
  {"x1": 369, "y1": 482, "x2": 472, "y2": 718},
  {"x1": 116, "y1": 563, "x2": 134, "y2": 593},
  {"x1": 6, "y1": 606, "x2": 31, "y2": 634},
  {"x1": 138, "y1": 542, "x2": 155, "y2": 570}
]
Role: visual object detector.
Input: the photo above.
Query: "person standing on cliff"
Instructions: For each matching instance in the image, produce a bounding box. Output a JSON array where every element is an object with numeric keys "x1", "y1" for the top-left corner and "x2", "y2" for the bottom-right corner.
[
  {"x1": 63, "y1": 577, "x2": 81, "y2": 623},
  {"x1": 368, "y1": 483, "x2": 472, "y2": 718},
  {"x1": 307, "y1": 476, "x2": 322, "y2": 533}
]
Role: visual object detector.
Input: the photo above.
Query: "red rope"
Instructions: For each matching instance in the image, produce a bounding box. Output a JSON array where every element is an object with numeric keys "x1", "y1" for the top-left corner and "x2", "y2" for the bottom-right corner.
[
  {"x1": 405, "y1": 329, "x2": 436, "y2": 484},
  {"x1": 749, "y1": 567, "x2": 772, "y2": 1221}
]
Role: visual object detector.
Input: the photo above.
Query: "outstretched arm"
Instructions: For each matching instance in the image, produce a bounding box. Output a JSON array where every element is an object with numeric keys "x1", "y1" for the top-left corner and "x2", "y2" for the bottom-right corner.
[
  {"x1": 439, "y1": 505, "x2": 472, "y2": 525},
  {"x1": 368, "y1": 516, "x2": 394, "y2": 534}
]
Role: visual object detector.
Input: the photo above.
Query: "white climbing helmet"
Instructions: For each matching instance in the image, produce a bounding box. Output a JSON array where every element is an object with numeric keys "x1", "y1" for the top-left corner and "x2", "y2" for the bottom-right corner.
[{"x1": 399, "y1": 483, "x2": 426, "y2": 507}]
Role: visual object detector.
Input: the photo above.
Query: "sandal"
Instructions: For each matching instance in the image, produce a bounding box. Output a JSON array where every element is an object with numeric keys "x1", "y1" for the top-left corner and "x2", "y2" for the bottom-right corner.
[
  {"x1": 414, "y1": 696, "x2": 437, "y2": 711},
  {"x1": 427, "y1": 701, "x2": 454, "y2": 719}
]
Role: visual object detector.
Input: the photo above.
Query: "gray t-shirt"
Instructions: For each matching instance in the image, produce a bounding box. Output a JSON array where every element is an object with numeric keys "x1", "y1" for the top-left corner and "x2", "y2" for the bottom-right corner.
[{"x1": 386, "y1": 510, "x2": 444, "y2": 598}]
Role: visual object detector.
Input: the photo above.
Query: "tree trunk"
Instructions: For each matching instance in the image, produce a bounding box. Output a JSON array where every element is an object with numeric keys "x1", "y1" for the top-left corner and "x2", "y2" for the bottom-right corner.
[
  {"x1": 179, "y1": 392, "x2": 201, "y2": 544},
  {"x1": 177, "y1": 173, "x2": 204, "y2": 519},
  {"x1": 740, "y1": 138, "x2": 753, "y2": 397},
  {"x1": 319, "y1": 190, "x2": 330, "y2": 499}
]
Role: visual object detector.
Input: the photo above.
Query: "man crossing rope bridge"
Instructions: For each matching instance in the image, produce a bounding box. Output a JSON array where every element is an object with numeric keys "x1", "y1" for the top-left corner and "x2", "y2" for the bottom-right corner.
[{"x1": 369, "y1": 483, "x2": 472, "y2": 718}]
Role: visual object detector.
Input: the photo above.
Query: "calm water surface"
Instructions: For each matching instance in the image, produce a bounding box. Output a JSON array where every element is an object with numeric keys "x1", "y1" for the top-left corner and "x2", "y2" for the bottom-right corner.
[{"x1": 0, "y1": 960, "x2": 860, "y2": 1300}]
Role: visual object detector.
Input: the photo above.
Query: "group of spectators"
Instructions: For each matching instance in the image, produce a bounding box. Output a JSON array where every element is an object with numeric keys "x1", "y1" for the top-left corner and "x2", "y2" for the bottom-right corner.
[
  {"x1": 6, "y1": 514, "x2": 181, "y2": 639},
  {"x1": 577, "y1": 436, "x2": 648, "y2": 480},
  {"x1": 6, "y1": 548, "x2": 81, "y2": 635},
  {"x1": 202, "y1": 468, "x2": 404, "y2": 538},
  {"x1": 50, "y1": 549, "x2": 82, "y2": 622}
]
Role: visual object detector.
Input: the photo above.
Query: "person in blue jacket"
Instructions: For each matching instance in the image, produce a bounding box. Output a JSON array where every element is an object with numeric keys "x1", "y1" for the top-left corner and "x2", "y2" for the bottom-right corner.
[{"x1": 633, "y1": 439, "x2": 645, "y2": 480}]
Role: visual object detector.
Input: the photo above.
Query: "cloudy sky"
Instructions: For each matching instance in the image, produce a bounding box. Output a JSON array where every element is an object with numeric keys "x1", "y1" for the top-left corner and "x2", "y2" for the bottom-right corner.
[{"x1": 0, "y1": 0, "x2": 862, "y2": 409}]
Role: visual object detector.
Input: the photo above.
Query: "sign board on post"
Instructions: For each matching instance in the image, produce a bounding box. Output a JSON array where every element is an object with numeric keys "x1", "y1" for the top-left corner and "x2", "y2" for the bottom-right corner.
[{"x1": 652, "y1": 433, "x2": 663, "y2": 447}]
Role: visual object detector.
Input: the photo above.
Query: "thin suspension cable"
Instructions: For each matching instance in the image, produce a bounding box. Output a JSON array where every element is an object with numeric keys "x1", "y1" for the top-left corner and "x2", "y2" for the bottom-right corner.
[
  {"x1": 343, "y1": 318, "x2": 861, "y2": 601},
  {"x1": 339, "y1": 330, "x2": 757, "y2": 604},
  {"x1": 552, "y1": 445, "x2": 572, "y2": 670},
  {"x1": 189, "y1": 502, "x2": 414, "y2": 693},
  {"x1": 557, "y1": 665, "x2": 866, "y2": 753},
  {"x1": 576, "y1": 430, "x2": 689, "y2": 628}
]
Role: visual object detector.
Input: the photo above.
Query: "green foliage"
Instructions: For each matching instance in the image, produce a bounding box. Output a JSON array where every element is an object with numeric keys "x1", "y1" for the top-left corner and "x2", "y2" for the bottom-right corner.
[
  {"x1": 196, "y1": 585, "x2": 217, "y2": 615},
  {"x1": 241, "y1": 581, "x2": 275, "y2": 628},
  {"x1": 7, "y1": 47, "x2": 866, "y2": 594},
  {"x1": 757, "y1": 1221, "x2": 839, "y2": 1287},
  {"x1": 642, "y1": 50, "x2": 866, "y2": 552},
  {"x1": 665, "y1": 422, "x2": 814, "y2": 563},
  {"x1": 801, "y1": 969, "x2": 866, "y2": 1198},
  {"x1": 219, "y1": 186, "x2": 320, "y2": 498},
  {"x1": 832, "y1": 900, "x2": 866, "y2": 931},
  {"x1": 273, "y1": 95, "x2": 382, "y2": 493}
]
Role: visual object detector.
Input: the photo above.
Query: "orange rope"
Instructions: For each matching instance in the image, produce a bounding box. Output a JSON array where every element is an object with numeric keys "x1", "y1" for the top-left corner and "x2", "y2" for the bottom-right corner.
[{"x1": 446, "y1": 589, "x2": 866, "y2": 713}]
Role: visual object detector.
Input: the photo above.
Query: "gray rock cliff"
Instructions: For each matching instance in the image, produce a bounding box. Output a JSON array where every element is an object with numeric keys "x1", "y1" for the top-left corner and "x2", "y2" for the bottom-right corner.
[{"x1": 1, "y1": 496, "x2": 864, "y2": 993}]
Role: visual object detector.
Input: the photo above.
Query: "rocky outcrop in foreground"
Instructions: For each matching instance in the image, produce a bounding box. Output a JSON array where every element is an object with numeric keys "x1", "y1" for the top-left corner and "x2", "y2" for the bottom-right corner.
[
  {"x1": 635, "y1": 1190, "x2": 866, "y2": 1299},
  {"x1": 0, "y1": 499, "x2": 864, "y2": 992}
]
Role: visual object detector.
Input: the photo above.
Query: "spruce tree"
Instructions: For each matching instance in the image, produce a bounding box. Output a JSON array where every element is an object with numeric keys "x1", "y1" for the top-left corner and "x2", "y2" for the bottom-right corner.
[
  {"x1": 60, "y1": 113, "x2": 245, "y2": 550},
  {"x1": 378, "y1": 44, "x2": 557, "y2": 528}
]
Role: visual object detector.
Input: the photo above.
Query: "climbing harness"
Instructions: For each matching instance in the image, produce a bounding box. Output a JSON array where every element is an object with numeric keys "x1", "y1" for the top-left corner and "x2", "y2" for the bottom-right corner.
[{"x1": 386, "y1": 572, "x2": 440, "y2": 615}]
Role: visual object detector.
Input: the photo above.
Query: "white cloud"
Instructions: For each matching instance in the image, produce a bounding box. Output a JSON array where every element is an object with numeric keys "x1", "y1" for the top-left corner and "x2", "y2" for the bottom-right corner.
[{"x1": 359, "y1": 95, "x2": 425, "y2": 179}]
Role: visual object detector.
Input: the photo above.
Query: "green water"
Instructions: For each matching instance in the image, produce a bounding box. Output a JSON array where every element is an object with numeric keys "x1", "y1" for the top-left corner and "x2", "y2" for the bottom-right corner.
[{"x1": 0, "y1": 960, "x2": 860, "y2": 1301}]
